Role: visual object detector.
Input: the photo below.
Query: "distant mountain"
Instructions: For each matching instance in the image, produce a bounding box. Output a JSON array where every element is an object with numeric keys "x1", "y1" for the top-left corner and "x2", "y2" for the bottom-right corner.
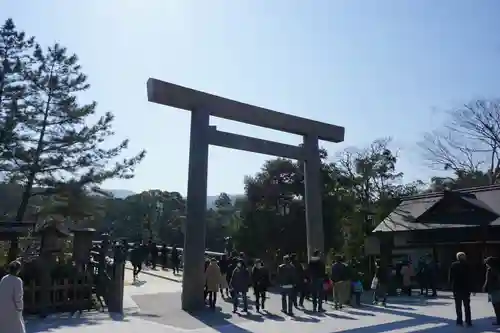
[
  {"x1": 104, "y1": 189, "x2": 137, "y2": 199},
  {"x1": 102, "y1": 189, "x2": 244, "y2": 208}
]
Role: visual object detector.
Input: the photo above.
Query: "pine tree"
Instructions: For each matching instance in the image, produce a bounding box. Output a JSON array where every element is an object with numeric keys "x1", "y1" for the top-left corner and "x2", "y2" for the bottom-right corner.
[
  {"x1": 0, "y1": 18, "x2": 35, "y2": 172},
  {"x1": 7, "y1": 42, "x2": 145, "y2": 260}
]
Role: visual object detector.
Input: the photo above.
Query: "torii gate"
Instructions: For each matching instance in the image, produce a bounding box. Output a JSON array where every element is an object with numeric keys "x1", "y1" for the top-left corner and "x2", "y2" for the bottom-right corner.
[{"x1": 147, "y1": 78, "x2": 345, "y2": 311}]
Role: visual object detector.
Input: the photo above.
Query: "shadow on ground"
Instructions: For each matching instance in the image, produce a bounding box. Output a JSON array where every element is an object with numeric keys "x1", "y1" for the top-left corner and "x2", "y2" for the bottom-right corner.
[
  {"x1": 29, "y1": 291, "x2": 497, "y2": 333},
  {"x1": 125, "y1": 263, "x2": 183, "y2": 283},
  {"x1": 131, "y1": 291, "x2": 330, "y2": 331},
  {"x1": 339, "y1": 302, "x2": 498, "y2": 333},
  {"x1": 25, "y1": 312, "x2": 127, "y2": 333}
]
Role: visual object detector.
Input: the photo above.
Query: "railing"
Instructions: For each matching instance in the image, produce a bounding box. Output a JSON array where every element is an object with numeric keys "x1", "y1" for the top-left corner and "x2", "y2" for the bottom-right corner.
[{"x1": 92, "y1": 240, "x2": 224, "y2": 257}]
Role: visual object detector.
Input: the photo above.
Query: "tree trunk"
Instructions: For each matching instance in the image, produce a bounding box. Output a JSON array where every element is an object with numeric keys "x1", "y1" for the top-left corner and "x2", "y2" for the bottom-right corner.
[
  {"x1": 7, "y1": 172, "x2": 35, "y2": 262},
  {"x1": 7, "y1": 82, "x2": 52, "y2": 262}
]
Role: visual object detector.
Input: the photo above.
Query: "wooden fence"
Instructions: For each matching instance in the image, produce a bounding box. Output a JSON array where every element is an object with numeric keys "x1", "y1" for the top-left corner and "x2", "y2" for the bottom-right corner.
[{"x1": 23, "y1": 273, "x2": 94, "y2": 314}]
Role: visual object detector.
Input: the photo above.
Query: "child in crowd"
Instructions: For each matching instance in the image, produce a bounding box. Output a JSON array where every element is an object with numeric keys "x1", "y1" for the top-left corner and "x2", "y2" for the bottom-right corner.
[
  {"x1": 323, "y1": 277, "x2": 333, "y2": 303},
  {"x1": 351, "y1": 272, "x2": 364, "y2": 307}
]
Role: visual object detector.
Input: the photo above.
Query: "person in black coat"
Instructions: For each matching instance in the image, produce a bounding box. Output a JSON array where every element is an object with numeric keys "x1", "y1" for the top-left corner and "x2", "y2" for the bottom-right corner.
[
  {"x1": 130, "y1": 243, "x2": 147, "y2": 281},
  {"x1": 148, "y1": 240, "x2": 158, "y2": 269},
  {"x1": 171, "y1": 245, "x2": 180, "y2": 275},
  {"x1": 449, "y1": 252, "x2": 472, "y2": 327},
  {"x1": 218, "y1": 255, "x2": 230, "y2": 298},
  {"x1": 290, "y1": 253, "x2": 306, "y2": 308},
  {"x1": 278, "y1": 255, "x2": 297, "y2": 315},
  {"x1": 251, "y1": 259, "x2": 270, "y2": 312},
  {"x1": 204, "y1": 258, "x2": 210, "y2": 302},
  {"x1": 226, "y1": 254, "x2": 238, "y2": 292},
  {"x1": 230, "y1": 259, "x2": 251, "y2": 313},
  {"x1": 160, "y1": 244, "x2": 169, "y2": 270},
  {"x1": 307, "y1": 250, "x2": 326, "y2": 312}
]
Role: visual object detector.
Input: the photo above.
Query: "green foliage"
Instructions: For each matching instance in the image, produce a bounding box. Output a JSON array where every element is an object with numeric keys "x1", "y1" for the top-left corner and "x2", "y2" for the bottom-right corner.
[
  {"x1": 0, "y1": 19, "x2": 35, "y2": 171},
  {"x1": 0, "y1": 19, "x2": 145, "y2": 260},
  {"x1": 233, "y1": 138, "x2": 425, "y2": 259},
  {"x1": 0, "y1": 19, "x2": 145, "y2": 219},
  {"x1": 9, "y1": 42, "x2": 145, "y2": 192},
  {"x1": 214, "y1": 192, "x2": 232, "y2": 210}
]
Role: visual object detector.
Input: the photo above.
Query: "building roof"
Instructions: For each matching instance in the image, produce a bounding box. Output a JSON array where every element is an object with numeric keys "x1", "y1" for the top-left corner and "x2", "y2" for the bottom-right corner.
[{"x1": 373, "y1": 184, "x2": 500, "y2": 233}]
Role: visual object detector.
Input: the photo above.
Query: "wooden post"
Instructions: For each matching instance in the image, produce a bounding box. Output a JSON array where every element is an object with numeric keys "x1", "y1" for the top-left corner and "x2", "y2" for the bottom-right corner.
[
  {"x1": 38, "y1": 254, "x2": 52, "y2": 317},
  {"x1": 379, "y1": 233, "x2": 395, "y2": 295},
  {"x1": 107, "y1": 261, "x2": 125, "y2": 313},
  {"x1": 107, "y1": 244, "x2": 127, "y2": 313},
  {"x1": 37, "y1": 224, "x2": 65, "y2": 317}
]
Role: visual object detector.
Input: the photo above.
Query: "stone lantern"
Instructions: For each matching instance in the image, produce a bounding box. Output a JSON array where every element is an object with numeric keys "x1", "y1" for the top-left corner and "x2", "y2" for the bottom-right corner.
[
  {"x1": 35, "y1": 220, "x2": 70, "y2": 317},
  {"x1": 72, "y1": 227, "x2": 96, "y2": 265},
  {"x1": 36, "y1": 220, "x2": 70, "y2": 256}
]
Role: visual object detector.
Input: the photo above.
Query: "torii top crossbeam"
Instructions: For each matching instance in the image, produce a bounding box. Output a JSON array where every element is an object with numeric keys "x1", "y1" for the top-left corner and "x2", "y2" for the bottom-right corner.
[{"x1": 147, "y1": 78, "x2": 345, "y2": 143}]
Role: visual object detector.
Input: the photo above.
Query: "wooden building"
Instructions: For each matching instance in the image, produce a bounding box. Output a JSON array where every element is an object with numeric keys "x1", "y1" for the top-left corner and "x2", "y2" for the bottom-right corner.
[{"x1": 370, "y1": 184, "x2": 500, "y2": 290}]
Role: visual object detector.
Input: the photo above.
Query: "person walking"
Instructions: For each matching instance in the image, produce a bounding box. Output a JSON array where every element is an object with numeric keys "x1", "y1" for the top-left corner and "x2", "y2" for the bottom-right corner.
[
  {"x1": 160, "y1": 243, "x2": 168, "y2": 270},
  {"x1": 226, "y1": 253, "x2": 238, "y2": 298},
  {"x1": 130, "y1": 244, "x2": 146, "y2": 282},
  {"x1": 290, "y1": 253, "x2": 306, "y2": 308},
  {"x1": 484, "y1": 256, "x2": 500, "y2": 326},
  {"x1": 308, "y1": 250, "x2": 326, "y2": 312},
  {"x1": 230, "y1": 259, "x2": 250, "y2": 313},
  {"x1": 0, "y1": 260, "x2": 25, "y2": 333},
  {"x1": 204, "y1": 258, "x2": 210, "y2": 302},
  {"x1": 278, "y1": 255, "x2": 297, "y2": 315},
  {"x1": 331, "y1": 255, "x2": 349, "y2": 309},
  {"x1": 372, "y1": 260, "x2": 388, "y2": 306},
  {"x1": 400, "y1": 260, "x2": 414, "y2": 297},
  {"x1": 149, "y1": 240, "x2": 158, "y2": 269},
  {"x1": 426, "y1": 255, "x2": 438, "y2": 297},
  {"x1": 251, "y1": 259, "x2": 270, "y2": 312},
  {"x1": 416, "y1": 257, "x2": 427, "y2": 295},
  {"x1": 171, "y1": 245, "x2": 180, "y2": 275},
  {"x1": 449, "y1": 252, "x2": 472, "y2": 327},
  {"x1": 205, "y1": 258, "x2": 222, "y2": 310},
  {"x1": 351, "y1": 271, "x2": 363, "y2": 307},
  {"x1": 218, "y1": 255, "x2": 230, "y2": 298}
]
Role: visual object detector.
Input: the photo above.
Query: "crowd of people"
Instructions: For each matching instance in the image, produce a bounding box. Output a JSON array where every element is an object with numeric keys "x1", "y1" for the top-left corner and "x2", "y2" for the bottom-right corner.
[
  {"x1": 128, "y1": 240, "x2": 182, "y2": 281},
  {"x1": 203, "y1": 249, "x2": 365, "y2": 315},
  {"x1": 3, "y1": 242, "x2": 500, "y2": 332},
  {"x1": 202, "y1": 249, "x2": 500, "y2": 328},
  {"x1": 123, "y1": 241, "x2": 447, "y2": 317}
]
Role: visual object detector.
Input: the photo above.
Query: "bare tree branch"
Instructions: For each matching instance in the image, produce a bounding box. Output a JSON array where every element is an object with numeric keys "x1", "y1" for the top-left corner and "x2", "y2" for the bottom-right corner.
[{"x1": 419, "y1": 99, "x2": 500, "y2": 184}]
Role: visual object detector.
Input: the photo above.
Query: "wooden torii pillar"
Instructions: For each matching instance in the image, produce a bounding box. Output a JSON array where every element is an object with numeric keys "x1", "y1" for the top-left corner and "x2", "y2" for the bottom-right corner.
[{"x1": 147, "y1": 78, "x2": 345, "y2": 311}]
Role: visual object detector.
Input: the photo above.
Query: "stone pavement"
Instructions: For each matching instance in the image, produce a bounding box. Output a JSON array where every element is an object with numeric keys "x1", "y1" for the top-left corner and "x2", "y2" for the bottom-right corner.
[
  {"x1": 124, "y1": 261, "x2": 183, "y2": 282},
  {"x1": 25, "y1": 272, "x2": 500, "y2": 333},
  {"x1": 124, "y1": 266, "x2": 183, "y2": 295}
]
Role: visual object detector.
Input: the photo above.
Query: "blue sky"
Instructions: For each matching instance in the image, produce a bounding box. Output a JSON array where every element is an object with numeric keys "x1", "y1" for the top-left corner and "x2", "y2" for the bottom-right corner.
[{"x1": 2, "y1": 1, "x2": 500, "y2": 195}]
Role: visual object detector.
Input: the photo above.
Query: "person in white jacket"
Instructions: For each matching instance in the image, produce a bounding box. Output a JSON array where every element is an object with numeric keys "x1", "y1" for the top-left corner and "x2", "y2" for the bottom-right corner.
[{"x1": 0, "y1": 260, "x2": 25, "y2": 333}]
